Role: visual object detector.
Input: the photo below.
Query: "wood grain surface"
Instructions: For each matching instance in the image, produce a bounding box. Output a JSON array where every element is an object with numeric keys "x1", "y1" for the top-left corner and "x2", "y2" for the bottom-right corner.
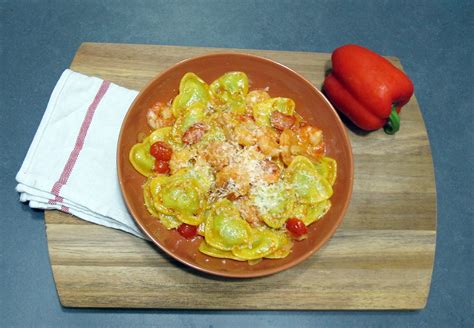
[{"x1": 44, "y1": 42, "x2": 436, "y2": 309}]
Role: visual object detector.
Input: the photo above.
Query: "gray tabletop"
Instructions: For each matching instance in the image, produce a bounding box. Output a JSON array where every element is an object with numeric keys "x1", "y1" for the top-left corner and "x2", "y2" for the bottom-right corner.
[{"x1": 1, "y1": 1, "x2": 472, "y2": 327}]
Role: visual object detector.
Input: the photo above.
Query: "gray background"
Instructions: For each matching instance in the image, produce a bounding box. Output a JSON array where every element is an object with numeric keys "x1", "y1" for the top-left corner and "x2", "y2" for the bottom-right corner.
[{"x1": 1, "y1": 0, "x2": 472, "y2": 327}]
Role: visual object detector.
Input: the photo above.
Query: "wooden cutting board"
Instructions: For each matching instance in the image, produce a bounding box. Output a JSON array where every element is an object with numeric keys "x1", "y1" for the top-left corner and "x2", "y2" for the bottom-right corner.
[{"x1": 44, "y1": 42, "x2": 436, "y2": 309}]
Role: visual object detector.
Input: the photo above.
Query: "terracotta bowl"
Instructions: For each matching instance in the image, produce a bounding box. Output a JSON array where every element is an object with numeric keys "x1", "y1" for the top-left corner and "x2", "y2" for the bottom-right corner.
[{"x1": 117, "y1": 53, "x2": 353, "y2": 278}]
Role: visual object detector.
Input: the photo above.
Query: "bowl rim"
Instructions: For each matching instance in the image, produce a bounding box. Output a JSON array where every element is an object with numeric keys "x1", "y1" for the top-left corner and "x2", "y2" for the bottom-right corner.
[{"x1": 117, "y1": 52, "x2": 354, "y2": 278}]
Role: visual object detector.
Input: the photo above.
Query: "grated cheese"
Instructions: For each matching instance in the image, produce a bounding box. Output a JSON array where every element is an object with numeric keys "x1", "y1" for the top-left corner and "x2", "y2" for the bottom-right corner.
[{"x1": 250, "y1": 182, "x2": 288, "y2": 215}]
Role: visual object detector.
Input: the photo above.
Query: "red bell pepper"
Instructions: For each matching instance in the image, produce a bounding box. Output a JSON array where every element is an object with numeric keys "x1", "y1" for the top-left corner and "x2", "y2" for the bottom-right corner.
[{"x1": 323, "y1": 44, "x2": 414, "y2": 134}]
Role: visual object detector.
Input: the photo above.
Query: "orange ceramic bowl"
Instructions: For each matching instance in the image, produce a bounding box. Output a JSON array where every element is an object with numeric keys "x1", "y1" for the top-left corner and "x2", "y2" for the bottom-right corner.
[{"x1": 117, "y1": 53, "x2": 353, "y2": 278}]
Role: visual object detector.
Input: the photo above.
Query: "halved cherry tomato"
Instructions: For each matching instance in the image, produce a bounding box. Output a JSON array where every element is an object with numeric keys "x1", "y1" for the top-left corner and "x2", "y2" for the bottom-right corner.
[
  {"x1": 177, "y1": 223, "x2": 198, "y2": 239},
  {"x1": 238, "y1": 114, "x2": 255, "y2": 122},
  {"x1": 153, "y1": 160, "x2": 170, "y2": 174},
  {"x1": 270, "y1": 111, "x2": 296, "y2": 131},
  {"x1": 182, "y1": 123, "x2": 209, "y2": 145},
  {"x1": 150, "y1": 141, "x2": 172, "y2": 161},
  {"x1": 286, "y1": 218, "x2": 308, "y2": 237}
]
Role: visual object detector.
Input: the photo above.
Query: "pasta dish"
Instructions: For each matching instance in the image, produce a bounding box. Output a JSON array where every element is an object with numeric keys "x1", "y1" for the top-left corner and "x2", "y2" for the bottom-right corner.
[{"x1": 129, "y1": 72, "x2": 336, "y2": 263}]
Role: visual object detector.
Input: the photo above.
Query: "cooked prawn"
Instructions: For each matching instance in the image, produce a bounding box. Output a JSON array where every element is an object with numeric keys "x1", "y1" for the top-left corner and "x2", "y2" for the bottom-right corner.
[
  {"x1": 280, "y1": 126, "x2": 325, "y2": 165},
  {"x1": 146, "y1": 102, "x2": 175, "y2": 130},
  {"x1": 257, "y1": 127, "x2": 280, "y2": 158},
  {"x1": 234, "y1": 121, "x2": 258, "y2": 146},
  {"x1": 215, "y1": 165, "x2": 251, "y2": 198},
  {"x1": 199, "y1": 141, "x2": 235, "y2": 171},
  {"x1": 235, "y1": 198, "x2": 262, "y2": 227}
]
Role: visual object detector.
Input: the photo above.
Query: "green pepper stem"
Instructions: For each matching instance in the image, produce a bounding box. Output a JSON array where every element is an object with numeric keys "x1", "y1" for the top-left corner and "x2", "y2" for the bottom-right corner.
[{"x1": 384, "y1": 106, "x2": 400, "y2": 134}]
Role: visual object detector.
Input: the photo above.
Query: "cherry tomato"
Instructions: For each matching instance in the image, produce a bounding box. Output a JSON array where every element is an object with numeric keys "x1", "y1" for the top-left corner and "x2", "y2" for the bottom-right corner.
[
  {"x1": 182, "y1": 123, "x2": 209, "y2": 145},
  {"x1": 150, "y1": 141, "x2": 172, "y2": 161},
  {"x1": 238, "y1": 114, "x2": 255, "y2": 122},
  {"x1": 286, "y1": 218, "x2": 308, "y2": 237},
  {"x1": 177, "y1": 223, "x2": 198, "y2": 239},
  {"x1": 270, "y1": 111, "x2": 296, "y2": 131},
  {"x1": 153, "y1": 160, "x2": 170, "y2": 174}
]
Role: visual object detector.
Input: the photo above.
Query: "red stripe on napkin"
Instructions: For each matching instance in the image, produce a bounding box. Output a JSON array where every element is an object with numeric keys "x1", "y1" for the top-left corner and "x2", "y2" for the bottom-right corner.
[{"x1": 48, "y1": 80, "x2": 111, "y2": 212}]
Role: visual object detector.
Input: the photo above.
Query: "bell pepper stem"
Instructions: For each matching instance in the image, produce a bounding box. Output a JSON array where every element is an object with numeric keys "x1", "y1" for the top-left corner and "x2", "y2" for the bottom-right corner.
[{"x1": 384, "y1": 106, "x2": 400, "y2": 134}]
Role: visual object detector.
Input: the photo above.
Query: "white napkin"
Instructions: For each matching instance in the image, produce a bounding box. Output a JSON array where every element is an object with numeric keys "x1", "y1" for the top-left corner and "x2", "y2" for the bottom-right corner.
[{"x1": 16, "y1": 69, "x2": 147, "y2": 238}]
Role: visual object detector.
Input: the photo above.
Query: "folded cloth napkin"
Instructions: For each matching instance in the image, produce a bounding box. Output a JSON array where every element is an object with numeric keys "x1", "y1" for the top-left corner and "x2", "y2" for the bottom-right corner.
[{"x1": 16, "y1": 69, "x2": 147, "y2": 238}]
